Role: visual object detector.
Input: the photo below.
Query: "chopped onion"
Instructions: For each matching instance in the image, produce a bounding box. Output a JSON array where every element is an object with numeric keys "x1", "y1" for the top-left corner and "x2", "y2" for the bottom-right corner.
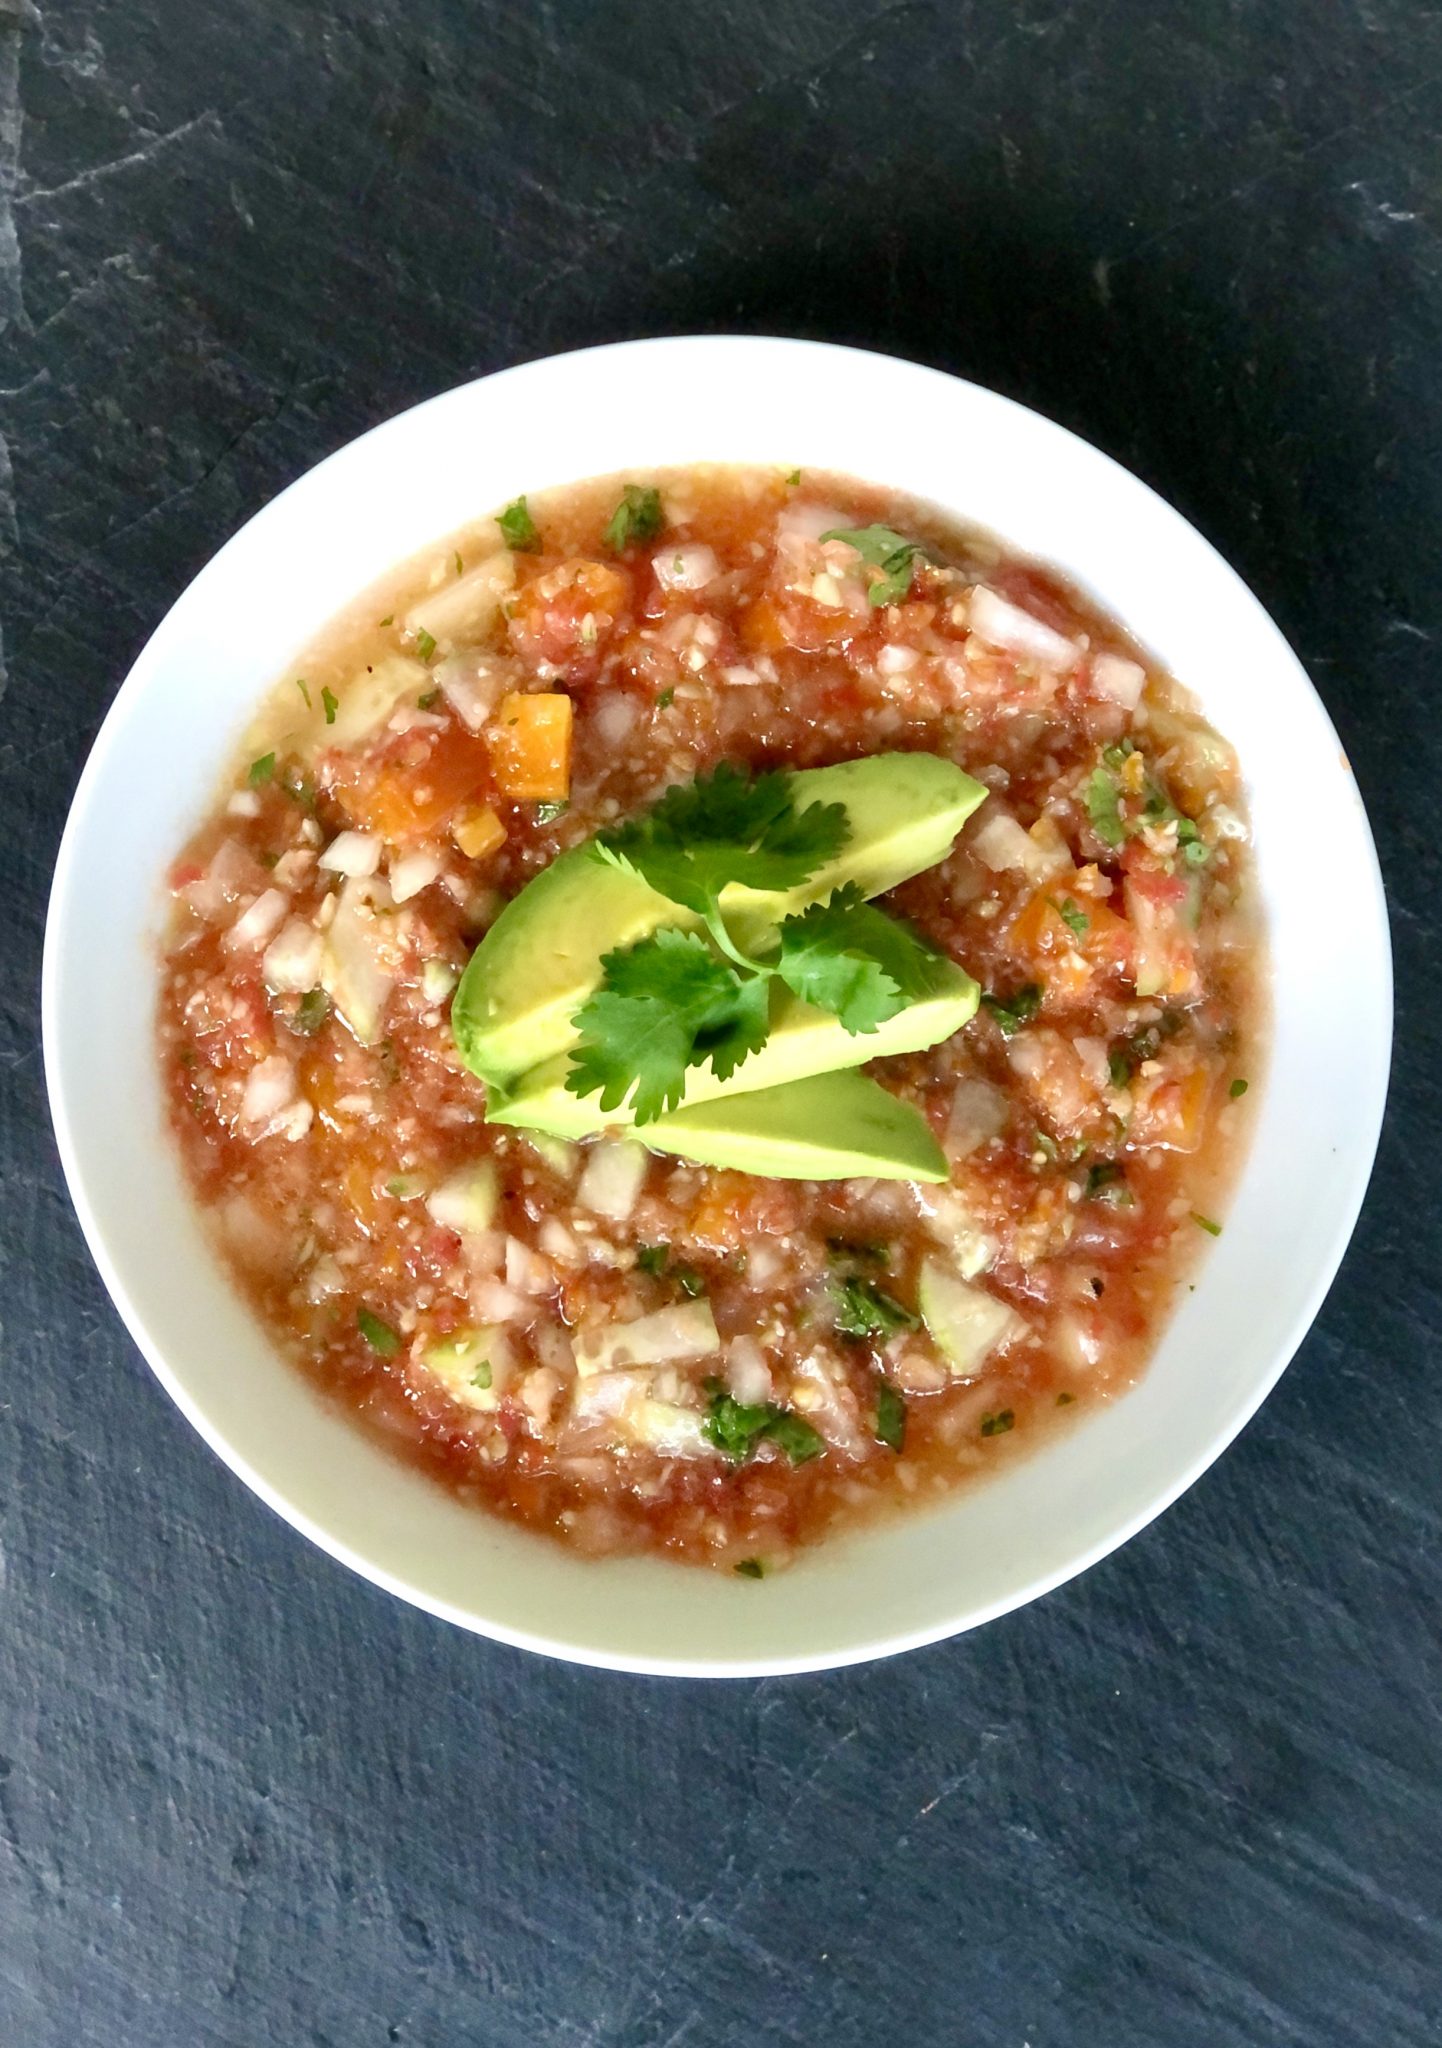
[
  {"x1": 427, "y1": 1161, "x2": 498, "y2": 1235},
  {"x1": 1073, "y1": 1035, "x2": 1111, "y2": 1092},
  {"x1": 239, "y1": 1055, "x2": 312, "y2": 1140},
  {"x1": 318, "y1": 831, "x2": 381, "y2": 879},
  {"x1": 725, "y1": 1337, "x2": 772, "y2": 1406},
  {"x1": 576, "y1": 1140, "x2": 648, "y2": 1223},
  {"x1": 719, "y1": 663, "x2": 761, "y2": 686},
  {"x1": 421, "y1": 958, "x2": 460, "y2": 1004},
  {"x1": 945, "y1": 1077, "x2": 1009, "y2": 1159},
  {"x1": 878, "y1": 643, "x2": 920, "y2": 676},
  {"x1": 968, "y1": 586, "x2": 1082, "y2": 669},
  {"x1": 262, "y1": 916, "x2": 323, "y2": 993},
  {"x1": 437, "y1": 648, "x2": 520, "y2": 732},
  {"x1": 226, "y1": 789, "x2": 261, "y2": 819},
  {"x1": 469, "y1": 1276, "x2": 533, "y2": 1324},
  {"x1": 389, "y1": 849, "x2": 443, "y2": 903},
  {"x1": 1091, "y1": 651, "x2": 1146, "y2": 708},
  {"x1": 655, "y1": 544, "x2": 719, "y2": 593},
  {"x1": 505, "y1": 1235, "x2": 553, "y2": 1297},
  {"x1": 320, "y1": 879, "x2": 395, "y2": 1045},
  {"x1": 225, "y1": 887, "x2": 288, "y2": 954},
  {"x1": 593, "y1": 692, "x2": 639, "y2": 748},
  {"x1": 970, "y1": 810, "x2": 1068, "y2": 885}
]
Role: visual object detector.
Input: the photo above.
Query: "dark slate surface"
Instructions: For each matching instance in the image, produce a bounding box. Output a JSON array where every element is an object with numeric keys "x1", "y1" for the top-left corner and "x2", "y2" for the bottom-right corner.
[{"x1": 2, "y1": 2, "x2": 1439, "y2": 2041}]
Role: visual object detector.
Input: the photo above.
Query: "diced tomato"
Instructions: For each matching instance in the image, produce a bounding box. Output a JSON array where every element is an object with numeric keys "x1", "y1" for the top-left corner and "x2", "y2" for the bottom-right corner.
[
  {"x1": 683, "y1": 1172, "x2": 802, "y2": 1251},
  {"x1": 507, "y1": 559, "x2": 631, "y2": 682},
  {"x1": 332, "y1": 727, "x2": 494, "y2": 842},
  {"x1": 487, "y1": 692, "x2": 572, "y2": 802}
]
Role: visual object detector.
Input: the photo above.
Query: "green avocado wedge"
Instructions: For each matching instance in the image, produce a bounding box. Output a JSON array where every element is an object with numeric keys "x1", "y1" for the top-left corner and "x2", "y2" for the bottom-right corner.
[
  {"x1": 452, "y1": 753, "x2": 987, "y2": 1089},
  {"x1": 637, "y1": 1069, "x2": 948, "y2": 1182},
  {"x1": 485, "y1": 961, "x2": 980, "y2": 1140}
]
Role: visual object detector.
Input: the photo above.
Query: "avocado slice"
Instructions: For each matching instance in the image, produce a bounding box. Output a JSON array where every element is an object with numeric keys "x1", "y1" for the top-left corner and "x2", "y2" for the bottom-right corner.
[
  {"x1": 453, "y1": 753, "x2": 987, "y2": 1088},
  {"x1": 638, "y1": 1069, "x2": 948, "y2": 1182},
  {"x1": 486, "y1": 962, "x2": 979, "y2": 1140}
]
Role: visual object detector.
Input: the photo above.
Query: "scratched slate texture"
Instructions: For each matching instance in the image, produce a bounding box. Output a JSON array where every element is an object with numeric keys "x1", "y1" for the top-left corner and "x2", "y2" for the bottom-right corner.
[{"x1": 2, "y1": 1, "x2": 1441, "y2": 2043}]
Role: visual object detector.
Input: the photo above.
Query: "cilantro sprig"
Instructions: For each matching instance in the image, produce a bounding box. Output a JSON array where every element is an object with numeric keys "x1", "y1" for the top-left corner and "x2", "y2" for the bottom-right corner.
[
  {"x1": 821, "y1": 524, "x2": 927, "y2": 607},
  {"x1": 604, "y1": 483, "x2": 665, "y2": 553},
  {"x1": 597, "y1": 761, "x2": 848, "y2": 966},
  {"x1": 569, "y1": 767, "x2": 948, "y2": 1123},
  {"x1": 702, "y1": 1378, "x2": 825, "y2": 1465}
]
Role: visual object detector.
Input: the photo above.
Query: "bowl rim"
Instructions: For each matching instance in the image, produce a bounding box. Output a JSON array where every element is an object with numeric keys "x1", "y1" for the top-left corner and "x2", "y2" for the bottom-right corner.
[{"x1": 42, "y1": 335, "x2": 1394, "y2": 1677}]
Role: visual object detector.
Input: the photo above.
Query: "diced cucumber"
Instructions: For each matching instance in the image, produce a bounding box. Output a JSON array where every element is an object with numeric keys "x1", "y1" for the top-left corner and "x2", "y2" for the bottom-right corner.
[
  {"x1": 425, "y1": 1160, "x2": 499, "y2": 1235},
  {"x1": 523, "y1": 1132, "x2": 579, "y2": 1180},
  {"x1": 918, "y1": 1257, "x2": 1024, "y2": 1378},
  {"x1": 573, "y1": 1300, "x2": 720, "y2": 1379},
  {"x1": 419, "y1": 1326, "x2": 513, "y2": 1411},
  {"x1": 576, "y1": 1139, "x2": 649, "y2": 1222}
]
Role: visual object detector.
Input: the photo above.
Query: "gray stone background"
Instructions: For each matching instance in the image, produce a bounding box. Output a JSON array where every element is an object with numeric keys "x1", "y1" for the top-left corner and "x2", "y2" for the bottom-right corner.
[{"x1": 2, "y1": 3, "x2": 1439, "y2": 2043}]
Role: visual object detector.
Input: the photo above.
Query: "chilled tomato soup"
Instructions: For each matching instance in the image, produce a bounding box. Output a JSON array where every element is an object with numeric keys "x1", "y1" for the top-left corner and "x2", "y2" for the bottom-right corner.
[{"x1": 157, "y1": 467, "x2": 1265, "y2": 1573}]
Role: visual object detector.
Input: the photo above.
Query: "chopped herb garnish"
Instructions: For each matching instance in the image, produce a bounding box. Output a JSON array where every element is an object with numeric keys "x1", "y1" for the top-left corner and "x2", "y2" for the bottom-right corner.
[
  {"x1": 454, "y1": 550, "x2": 464, "y2": 576},
  {"x1": 1230, "y1": 1077, "x2": 1249, "y2": 1099},
  {"x1": 247, "y1": 751, "x2": 276, "y2": 787},
  {"x1": 702, "y1": 1378, "x2": 824, "y2": 1465},
  {"x1": 875, "y1": 1378, "x2": 906, "y2": 1452},
  {"x1": 1107, "y1": 1047, "x2": 1133, "y2": 1089},
  {"x1": 604, "y1": 483, "x2": 665, "y2": 553},
  {"x1": 378, "y1": 613, "x2": 394, "y2": 626},
  {"x1": 357, "y1": 1307, "x2": 401, "y2": 1356},
  {"x1": 1085, "y1": 766, "x2": 1125, "y2": 847},
  {"x1": 655, "y1": 687, "x2": 675, "y2": 710},
  {"x1": 636, "y1": 1244, "x2": 670, "y2": 1276},
  {"x1": 980, "y1": 1409, "x2": 1015, "y2": 1438},
  {"x1": 418, "y1": 688, "x2": 441, "y2": 710},
  {"x1": 826, "y1": 1237, "x2": 890, "y2": 1267},
  {"x1": 1102, "y1": 739, "x2": 1136, "y2": 769},
  {"x1": 470, "y1": 1358, "x2": 493, "y2": 1390},
  {"x1": 734, "y1": 1557, "x2": 766, "y2": 1579},
  {"x1": 1053, "y1": 896, "x2": 1089, "y2": 936},
  {"x1": 981, "y1": 983, "x2": 1042, "y2": 1036},
  {"x1": 498, "y1": 496, "x2": 541, "y2": 551},
  {"x1": 775, "y1": 885, "x2": 946, "y2": 1032},
  {"x1": 321, "y1": 685, "x2": 338, "y2": 726},
  {"x1": 1191, "y1": 1212, "x2": 1223, "y2": 1236},
  {"x1": 282, "y1": 767, "x2": 317, "y2": 813},
  {"x1": 1057, "y1": 1391, "x2": 1076, "y2": 1406},
  {"x1": 821, "y1": 523, "x2": 925, "y2": 607},
  {"x1": 673, "y1": 1263, "x2": 706, "y2": 1298},
  {"x1": 831, "y1": 1275, "x2": 918, "y2": 1340},
  {"x1": 784, "y1": 469, "x2": 801, "y2": 486},
  {"x1": 1084, "y1": 1160, "x2": 1128, "y2": 1202},
  {"x1": 1033, "y1": 1129, "x2": 1059, "y2": 1163},
  {"x1": 414, "y1": 627, "x2": 437, "y2": 663},
  {"x1": 534, "y1": 800, "x2": 569, "y2": 825},
  {"x1": 292, "y1": 988, "x2": 330, "y2": 1035},
  {"x1": 295, "y1": 677, "x2": 311, "y2": 709},
  {"x1": 260, "y1": 850, "x2": 279, "y2": 870}
]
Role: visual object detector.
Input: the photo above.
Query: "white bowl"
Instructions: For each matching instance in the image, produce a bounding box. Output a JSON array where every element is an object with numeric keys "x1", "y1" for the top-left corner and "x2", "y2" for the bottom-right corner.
[{"x1": 42, "y1": 337, "x2": 1391, "y2": 1677}]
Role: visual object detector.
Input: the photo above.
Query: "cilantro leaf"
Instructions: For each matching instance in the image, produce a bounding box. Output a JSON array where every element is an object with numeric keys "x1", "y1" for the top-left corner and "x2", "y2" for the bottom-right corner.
[
  {"x1": 604, "y1": 484, "x2": 664, "y2": 552},
  {"x1": 776, "y1": 884, "x2": 945, "y2": 1034},
  {"x1": 248, "y1": 751, "x2": 275, "y2": 787},
  {"x1": 597, "y1": 762, "x2": 848, "y2": 922},
  {"x1": 821, "y1": 524, "x2": 926, "y2": 607},
  {"x1": 981, "y1": 982, "x2": 1042, "y2": 1036},
  {"x1": 321, "y1": 685, "x2": 338, "y2": 726},
  {"x1": 498, "y1": 496, "x2": 541, "y2": 551},
  {"x1": 832, "y1": 1274, "x2": 919, "y2": 1339},
  {"x1": 1085, "y1": 767, "x2": 1125, "y2": 847},
  {"x1": 734, "y1": 1557, "x2": 767, "y2": 1578},
  {"x1": 702, "y1": 1378, "x2": 826, "y2": 1465},
  {"x1": 357, "y1": 1307, "x2": 401, "y2": 1356},
  {"x1": 567, "y1": 928, "x2": 770, "y2": 1123},
  {"x1": 876, "y1": 1378, "x2": 907, "y2": 1452},
  {"x1": 1052, "y1": 895, "x2": 1089, "y2": 936}
]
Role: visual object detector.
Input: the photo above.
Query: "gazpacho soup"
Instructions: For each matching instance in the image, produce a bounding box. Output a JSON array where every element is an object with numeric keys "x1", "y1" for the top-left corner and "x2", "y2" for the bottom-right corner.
[{"x1": 158, "y1": 467, "x2": 1264, "y2": 1573}]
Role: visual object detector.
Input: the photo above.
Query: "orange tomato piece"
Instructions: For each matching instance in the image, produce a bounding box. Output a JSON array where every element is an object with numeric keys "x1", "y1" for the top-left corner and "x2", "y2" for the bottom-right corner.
[
  {"x1": 488, "y1": 692, "x2": 572, "y2": 802},
  {"x1": 451, "y1": 803, "x2": 507, "y2": 861},
  {"x1": 337, "y1": 729, "x2": 494, "y2": 842}
]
